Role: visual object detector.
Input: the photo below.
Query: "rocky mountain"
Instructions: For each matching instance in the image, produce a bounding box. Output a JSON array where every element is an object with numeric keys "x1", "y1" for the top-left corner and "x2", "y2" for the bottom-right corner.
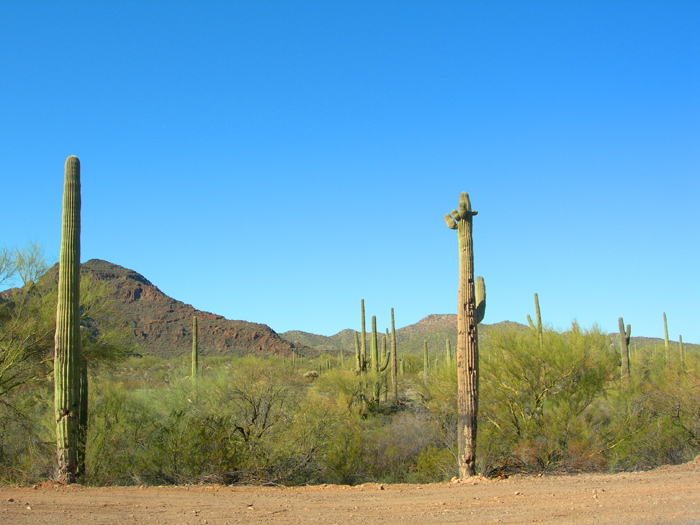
[
  {"x1": 7, "y1": 259, "x2": 693, "y2": 361},
  {"x1": 36, "y1": 260, "x2": 311, "y2": 359}
]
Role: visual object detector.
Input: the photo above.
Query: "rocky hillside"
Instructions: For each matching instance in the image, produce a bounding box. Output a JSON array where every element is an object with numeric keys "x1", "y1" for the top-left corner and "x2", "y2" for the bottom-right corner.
[
  {"x1": 281, "y1": 314, "x2": 527, "y2": 357},
  {"x1": 38, "y1": 260, "x2": 311, "y2": 359},
  {"x1": 281, "y1": 314, "x2": 697, "y2": 359}
]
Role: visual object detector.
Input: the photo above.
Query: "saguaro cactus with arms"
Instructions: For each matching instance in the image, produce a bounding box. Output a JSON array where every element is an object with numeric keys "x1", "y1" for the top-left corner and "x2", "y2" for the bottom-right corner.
[{"x1": 444, "y1": 192, "x2": 486, "y2": 478}]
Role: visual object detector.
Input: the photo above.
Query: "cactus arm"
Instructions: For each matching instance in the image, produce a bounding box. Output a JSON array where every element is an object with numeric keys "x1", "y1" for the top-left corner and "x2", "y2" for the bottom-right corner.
[
  {"x1": 527, "y1": 314, "x2": 535, "y2": 330},
  {"x1": 475, "y1": 276, "x2": 486, "y2": 325},
  {"x1": 378, "y1": 345, "x2": 391, "y2": 372},
  {"x1": 444, "y1": 214, "x2": 458, "y2": 229}
]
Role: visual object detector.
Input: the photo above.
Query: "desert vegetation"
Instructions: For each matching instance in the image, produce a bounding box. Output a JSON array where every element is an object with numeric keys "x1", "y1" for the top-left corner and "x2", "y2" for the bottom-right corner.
[
  {"x1": 1, "y1": 165, "x2": 698, "y2": 487},
  {"x1": 1, "y1": 270, "x2": 698, "y2": 486}
]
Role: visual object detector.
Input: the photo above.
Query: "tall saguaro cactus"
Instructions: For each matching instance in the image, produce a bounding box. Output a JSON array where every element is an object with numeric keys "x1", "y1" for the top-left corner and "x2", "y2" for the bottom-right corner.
[
  {"x1": 54, "y1": 155, "x2": 82, "y2": 483},
  {"x1": 444, "y1": 191, "x2": 486, "y2": 478},
  {"x1": 618, "y1": 317, "x2": 631, "y2": 379}
]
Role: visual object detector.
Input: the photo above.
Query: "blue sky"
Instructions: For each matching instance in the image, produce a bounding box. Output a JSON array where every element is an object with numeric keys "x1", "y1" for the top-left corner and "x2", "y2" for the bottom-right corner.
[{"x1": 1, "y1": 1, "x2": 698, "y2": 343}]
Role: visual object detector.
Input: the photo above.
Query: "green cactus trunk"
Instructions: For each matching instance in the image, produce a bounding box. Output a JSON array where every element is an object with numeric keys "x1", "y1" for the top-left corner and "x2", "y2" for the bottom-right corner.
[
  {"x1": 361, "y1": 299, "x2": 367, "y2": 370},
  {"x1": 76, "y1": 357, "x2": 88, "y2": 478},
  {"x1": 390, "y1": 308, "x2": 398, "y2": 403},
  {"x1": 371, "y1": 316, "x2": 378, "y2": 372},
  {"x1": 618, "y1": 317, "x2": 631, "y2": 379},
  {"x1": 679, "y1": 335, "x2": 684, "y2": 367},
  {"x1": 446, "y1": 339, "x2": 452, "y2": 364},
  {"x1": 527, "y1": 293, "x2": 543, "y2": 346},
  {"x1": 371, "y1": 316, "x2": 380, "y2": 401},
  {"x1": 54, "y1": 155, "x2": 82, "y2": 483},
  {"x1": 445, "y1": 191, "x2": 485, "y2": 479},
  {"x1": 192, "y1": 316, "x2": 198, "y2": 382}
]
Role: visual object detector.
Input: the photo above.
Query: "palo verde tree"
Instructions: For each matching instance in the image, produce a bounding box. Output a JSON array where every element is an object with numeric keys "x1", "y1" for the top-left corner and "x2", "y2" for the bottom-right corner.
[
  {"x1": 54, "y1": 155, "x2": 82, "y2": 483},
  {"x1": 444, "y1": 191, "x2": 486, "y2": 478}
]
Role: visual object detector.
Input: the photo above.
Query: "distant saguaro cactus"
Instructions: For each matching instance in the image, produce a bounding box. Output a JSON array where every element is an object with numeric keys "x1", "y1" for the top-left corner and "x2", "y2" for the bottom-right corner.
[
  {"x1": 192, "y1": 316, "x2": 198, "y2": 382},
  {"x1": 390, "y1": 308, "x2": 398, "y2": 403},
  {"x1": 663, "y1": 313, "x2": 669, "y2": 364},
  {"x1": 54, "y1": 155, "x2": 82, "y2": 483},
  {"x1": 618, "y1": 317, "x2": 631, "y2": 379},
  {"x1": 423, "y1": 341, "x2": 429, "y2": 380},
  {"x1": 527, "y1": 293, "x2": 543, "y2": 346},
  {"x1": 446, "y1": 339, "x2": 452, "y2": 364},
  {"x1": 355, "y1": 299, "x2": 368, "y2": 373},
  {"x1": 444, "y1": 191, "x2": 486, "y2": 478}
]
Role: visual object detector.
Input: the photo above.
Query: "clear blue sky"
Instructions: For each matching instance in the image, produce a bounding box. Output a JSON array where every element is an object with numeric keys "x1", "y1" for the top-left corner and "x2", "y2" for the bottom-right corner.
[{"x1": 2, "y1": 1, "x2": 698, "y2": 343}]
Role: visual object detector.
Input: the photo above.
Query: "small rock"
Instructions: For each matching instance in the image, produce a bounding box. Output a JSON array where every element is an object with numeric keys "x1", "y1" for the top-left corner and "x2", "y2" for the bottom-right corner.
[{"x1": 6, "y1": 498, "x2": 13, "y2": 503}]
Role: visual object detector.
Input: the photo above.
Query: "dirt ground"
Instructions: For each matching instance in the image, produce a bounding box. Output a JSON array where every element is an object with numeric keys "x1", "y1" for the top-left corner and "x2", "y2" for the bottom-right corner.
[{"x1": 2, "y1": 459, "x2": 700, "y2": 525}]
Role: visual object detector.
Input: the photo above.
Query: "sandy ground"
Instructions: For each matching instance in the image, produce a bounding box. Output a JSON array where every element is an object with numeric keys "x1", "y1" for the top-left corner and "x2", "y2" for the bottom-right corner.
[{"x1": 2, "y1": 459, "x2": 700, "y2": 525}]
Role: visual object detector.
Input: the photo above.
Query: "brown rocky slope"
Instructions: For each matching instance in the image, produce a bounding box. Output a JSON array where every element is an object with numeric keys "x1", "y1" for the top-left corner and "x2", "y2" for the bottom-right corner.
[{"x1": 39, "y1": 260, "x2": 311, "y2": 359}]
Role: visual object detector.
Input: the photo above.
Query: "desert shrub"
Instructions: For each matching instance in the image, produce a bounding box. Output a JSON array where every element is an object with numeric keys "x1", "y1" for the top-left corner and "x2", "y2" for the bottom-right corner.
[
  {"x1": 477, "y1": 323, "x2": 617, "y2": 474},
  {"x1": 0, "y1": 385, "x2": 54, "y2": 484},
  {"x1": 604, "y1": 365, "x2": 700, "y2": 471},
  {"x1": 413, "y1": 446, "x2": 456, "y2": 482}
]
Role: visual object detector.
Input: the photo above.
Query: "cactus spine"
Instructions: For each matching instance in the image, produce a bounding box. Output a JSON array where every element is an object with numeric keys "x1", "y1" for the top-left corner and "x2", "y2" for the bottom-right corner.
[
  {"x1": 192, "y1": 316, "x2": 198, "y2": 382},
  {"x1": 618, "y1": 317, "x2": 631, "y2": 379},
  {"x1": 54, "y1": 156, "x2": 82, "y2": 483},
  {"x1": 444, "y1": 191, "x2": 485, "y2": 478}
]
